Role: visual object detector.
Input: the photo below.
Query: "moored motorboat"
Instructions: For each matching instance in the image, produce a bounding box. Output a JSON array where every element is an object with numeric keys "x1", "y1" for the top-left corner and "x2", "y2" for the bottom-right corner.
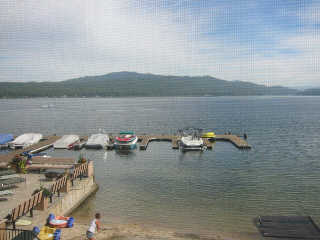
[
  {"x1": 180, "y1": 135, "x2": 205, "y2": 151},
  {"x1": 72, "y1": 141, "x2": 86, "y2": 150},
  {"x1": 85, "y1": 134, "x2": 109, "y2": 149},
  {"x1": 9, "y1": 133, "x2": 42, "y2": 149},
  {"x1": 53, "y1": 135, "x2": 80, "y2": 149},
  {"x1": 0, "y1": 134, "x2": 14, "y2": 149},
  {"x1": 179, "y1": 128, "x2": 205, "y2": 151},
  {"x1": 114, "y1": 131, "x2": 138, "y2": 150},
  {"x1": 201, "y1": 131, "x2": 216, "y2": 140},
  {"x1": 201, "y1": 132, "x2": 216, "y2": 138}
]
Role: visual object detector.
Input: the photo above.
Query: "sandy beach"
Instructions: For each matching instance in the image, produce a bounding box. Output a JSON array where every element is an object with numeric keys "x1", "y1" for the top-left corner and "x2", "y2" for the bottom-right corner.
[
  {"x1": 59, "y1": 216, "x2": 261, "y2": 240},
  {"x1": 62, "y1": 222, "x2": 227, "y2": 240}
]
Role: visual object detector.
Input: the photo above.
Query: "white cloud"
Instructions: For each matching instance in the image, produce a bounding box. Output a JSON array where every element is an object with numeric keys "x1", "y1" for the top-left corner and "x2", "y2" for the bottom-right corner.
[
  {"x1": 0, "y1": 0, "x2": 320, "y2": 87},
  {"x1": 0, "y1": 0, "x2": 210, "y2": 81}
]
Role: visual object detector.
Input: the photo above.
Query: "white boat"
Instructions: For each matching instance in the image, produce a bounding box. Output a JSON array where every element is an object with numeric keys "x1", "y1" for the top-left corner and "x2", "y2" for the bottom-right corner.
[
  {"x1": 53, "y1": 135, "x2": 80, "y2": 149},
  {"x1": 179, "y1": 128, "x2": 205, "y2": 151},
  {"x1": 9, "y1": 133, "x2": 43, "y2": 149},
  {"x1": 85, "y1": 134, "x2": 109, "y2": 149},
  {"x1": 180, "y1": 135, "x2": 205, "y2": 151}
]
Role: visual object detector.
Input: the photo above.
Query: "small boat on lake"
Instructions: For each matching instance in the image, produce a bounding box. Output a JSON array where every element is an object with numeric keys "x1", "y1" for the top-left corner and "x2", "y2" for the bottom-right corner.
[
  {"x1": 179, "y1": 128, "x2": 205, "y2": 151},
  {"x1": 202, "y1": 131, "x2": 216, "y2": 140},
  {"x1": 53, "y1": 135, "x2": 80, "y2": 149},
  {"x1": 85, "y1": 134, "x2": 109, "y2": 149},
  {"x1": 9, "y1": 133, "x2": 42, "y2": 149},
  {"x1": 114, "y1": 131, "x2": 138, "y2": 150},
  {"x1": 0, "y1": 134, "x2": 14, "y2": 149}
]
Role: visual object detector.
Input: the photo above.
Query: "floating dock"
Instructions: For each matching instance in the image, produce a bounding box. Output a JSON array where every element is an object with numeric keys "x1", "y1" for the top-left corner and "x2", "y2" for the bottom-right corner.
[
  {"x1": 138, "y1": 135, "x2": 184, "y2": 150},
  {"x1": 93, "y1": 134, "x2": 249, "y2": 151},
  {"x1": 0, "y1": 135, "x2": 61, "y2": 167},
  {"x1": 0, "y1": 134, "x2": 250, "y2": 165},
  {"x1": 254, "y1": 216, "x2": 320, "y2": 239},
  {"x1": 215, "y1": 134, "x2": 251, "y2": 149},
  {"x1": 137, "y1": 134, "x2": 242, "y2": 150}
]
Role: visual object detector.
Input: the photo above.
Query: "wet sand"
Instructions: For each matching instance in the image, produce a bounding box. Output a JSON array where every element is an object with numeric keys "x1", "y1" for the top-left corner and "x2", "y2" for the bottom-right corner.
[
  {"x1": 63, "y1": 222, "x2": 223, "y2": 240},
  {"x1": 61, "y1": 220, "x2": 259, "y2": 240}
]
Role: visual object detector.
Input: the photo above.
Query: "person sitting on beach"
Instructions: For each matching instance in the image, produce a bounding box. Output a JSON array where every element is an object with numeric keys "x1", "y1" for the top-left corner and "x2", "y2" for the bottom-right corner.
[{"x1": 86, "y1": 213, "x2": 101, "y2": 240}]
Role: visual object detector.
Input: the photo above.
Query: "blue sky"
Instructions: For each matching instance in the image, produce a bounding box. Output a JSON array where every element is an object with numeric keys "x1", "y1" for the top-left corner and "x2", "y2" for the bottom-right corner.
[{"x1": 0, "y1": 0, "x2": 319, "y2": 87}]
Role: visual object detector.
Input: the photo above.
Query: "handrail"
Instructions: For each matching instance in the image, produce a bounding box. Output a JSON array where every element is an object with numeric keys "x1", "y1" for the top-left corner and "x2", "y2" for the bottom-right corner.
[
  {"x1": 72, "y1": 162, "x2": 88, "y2": 180},
  {"x1": 10, "y1": 191, "x2": 43, "y2": 223},
  {"x1": 7, "y1": 161, "x2": 89, "y2": 226},
  {"x1": 50, "y1": 175, "x2": 68, "y2": 194},
  {"x1": 0, "y1": 228, "x2": 40, "y2": 240}
]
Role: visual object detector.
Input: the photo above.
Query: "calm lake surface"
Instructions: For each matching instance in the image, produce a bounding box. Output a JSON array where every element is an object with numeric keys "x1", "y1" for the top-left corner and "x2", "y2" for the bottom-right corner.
[{"x1": 1, "y1": 96, "x2": 320, "y2": 239}]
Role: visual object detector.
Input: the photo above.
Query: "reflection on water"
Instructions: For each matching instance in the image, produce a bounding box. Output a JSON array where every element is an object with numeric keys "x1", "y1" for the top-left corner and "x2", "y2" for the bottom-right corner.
[
  {"x1": 178, "y1": 150, "x2": 206, "y2": 162},
  {"x1": 115, "y1": 149, "x2": 137, "y2": 157}
]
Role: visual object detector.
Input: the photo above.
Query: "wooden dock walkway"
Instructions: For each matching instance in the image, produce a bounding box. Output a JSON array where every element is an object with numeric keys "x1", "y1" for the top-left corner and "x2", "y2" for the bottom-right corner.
[
  {"x1": 31, "y1": 156, "x2": 75, "y2": 165},
  {"x1": 215, "y1": 135, "x2": 251, "y2": 149},
  {"x1": 138, "y1": 135, "x2": 215, "y2": 150},
  {"x1": 0, "y1": 136, "x2": 61, "y2": 167},
  {"x1": 138, "y1": 135, "x2": 177, "y2": 150},
  {"x1": 0, "y1": 134, "x2": 250, "y2": 167},
  {"x1": 254, "y1": 216, "x2": 320, "y2": 239},
  {"x1": 106, "y1": 134, "x2": 249, "y2": 151}
]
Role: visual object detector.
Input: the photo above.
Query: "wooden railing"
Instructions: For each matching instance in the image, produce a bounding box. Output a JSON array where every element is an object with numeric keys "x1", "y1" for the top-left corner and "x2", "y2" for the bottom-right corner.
[
  {"x1": 72, "y1": 162, "x2": 88, "y2": 180},
  {"x1": 50, "y1": 175, "x2": 68, "y2": 194},
  {"x1": 7, "y1": 161, "x2": 90, "y2": 226},
  {"x1": 10, "y1": 191, "x2": 43, "y2": 223},
  {"x1": 0, "y1": 228, "x2": 39, "y2": 240}
]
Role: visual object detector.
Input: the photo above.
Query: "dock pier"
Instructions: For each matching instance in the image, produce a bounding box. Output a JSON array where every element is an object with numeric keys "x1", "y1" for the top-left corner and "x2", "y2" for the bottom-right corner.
[
  {"x1": 0, "y1": 134, "x2": 250, "y2": 166},
  {"x1": 138, "y1": 135, "x2": 178, "y2": 150},
  {"x1": 215, "y1": 134, "x2": 251, "y2": 149},
  {"x1": 136, "y1": 134, "x2": 244, "y2": 150},
  {"x1": 106, "y1": 134, "x2": 250, "y2": 151},
  {"x1": 0, "y1": 135, "x2": 61, "y2": 167}
]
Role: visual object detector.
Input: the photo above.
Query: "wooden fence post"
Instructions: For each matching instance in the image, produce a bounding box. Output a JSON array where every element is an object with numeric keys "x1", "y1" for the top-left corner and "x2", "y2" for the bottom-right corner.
[
  {"x1": 0, "y1": 219, "x2": 7, "y2": 240},
  {"x1": 87, "y1": 161, "x2": 94, "y2": 177},
  {"x1": 35, "y1": 197, "x2": 49, "y2": 211},
  {"x1": 61, "y1": 179, "x2": 71, "y2": 193}
]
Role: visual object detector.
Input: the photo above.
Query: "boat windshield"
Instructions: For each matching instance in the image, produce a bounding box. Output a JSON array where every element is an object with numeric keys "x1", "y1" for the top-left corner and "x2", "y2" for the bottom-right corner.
[{"x1": 119, "y1": 131, "x2": 134, "y2": 135}]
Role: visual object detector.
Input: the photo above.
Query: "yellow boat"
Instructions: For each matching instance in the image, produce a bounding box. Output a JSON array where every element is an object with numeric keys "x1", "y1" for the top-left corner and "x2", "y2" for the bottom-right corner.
[
  {"x1": 38, "y1": 226, "x2": 60, "y2": 240},
  {"x1": 202, "y1": 132, "x2": 216, "y2": 139}
]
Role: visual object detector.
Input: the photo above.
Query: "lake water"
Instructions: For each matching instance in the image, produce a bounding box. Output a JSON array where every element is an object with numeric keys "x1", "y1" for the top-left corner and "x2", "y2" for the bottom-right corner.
[{"x1": 1, "y1": 96, "x2": 320, "y2": 239}]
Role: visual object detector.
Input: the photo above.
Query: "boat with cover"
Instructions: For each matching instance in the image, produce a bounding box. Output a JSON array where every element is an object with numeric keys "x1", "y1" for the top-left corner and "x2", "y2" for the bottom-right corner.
[
  {"x1": 53, "y1": 135, "x2": 80, "y2": 149},
  {"x1": 9, "y1": 133, "x2": 42, "y2": 149},
  {"x1": 114, "y1": 131, "x2": 138, "y2": 150},
  {"x1": 85, "y1": 133, "x2": 109, "y2": 149},
  {"x1": 179, "y1": 128, "x2": 205, "y2": 151},
  {"x1": 0, "y1": 134, "x2": 13, "y2": 149},
  {"x1": 71, "y1": 141, "x2": 86, "y2": 150}
]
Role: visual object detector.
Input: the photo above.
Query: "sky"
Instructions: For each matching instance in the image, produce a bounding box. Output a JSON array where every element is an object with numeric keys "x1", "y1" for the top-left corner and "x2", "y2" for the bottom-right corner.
[{"x1": 0, "y1": 0, "x2": 320, "y2": 87}]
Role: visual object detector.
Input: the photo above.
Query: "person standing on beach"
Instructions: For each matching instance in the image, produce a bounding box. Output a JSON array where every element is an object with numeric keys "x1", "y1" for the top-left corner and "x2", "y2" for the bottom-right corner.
[{"x1": 86, "y1": 213, "x2": 101, "y2": 240}]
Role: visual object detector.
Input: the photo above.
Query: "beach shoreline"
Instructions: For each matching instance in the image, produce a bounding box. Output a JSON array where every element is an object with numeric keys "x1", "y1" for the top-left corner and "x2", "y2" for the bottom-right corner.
[
  {"x1": 61, "y1": 219, "x2": 259, "y2": 240},
  {"x1": 63, "y1": 222, "x2": 222, "y2": 240}
]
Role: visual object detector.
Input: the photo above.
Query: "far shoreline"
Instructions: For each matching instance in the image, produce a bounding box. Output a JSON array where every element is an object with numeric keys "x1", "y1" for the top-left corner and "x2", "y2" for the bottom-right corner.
[{"x1": 1, "y1": 95, "x2": 320, "y2": 100}]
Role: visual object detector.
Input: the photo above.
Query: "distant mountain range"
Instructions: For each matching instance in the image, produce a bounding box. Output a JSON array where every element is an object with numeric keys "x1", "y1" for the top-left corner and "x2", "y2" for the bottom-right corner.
[{"x1": 0, "y1": 71, "x2": 313, "y2": 98}]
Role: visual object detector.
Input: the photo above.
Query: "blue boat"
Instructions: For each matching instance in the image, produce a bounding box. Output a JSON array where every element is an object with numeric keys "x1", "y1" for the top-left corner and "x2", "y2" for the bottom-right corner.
[{"x1": 0, "y1": 134, "x2": 14, "y2": 149}]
